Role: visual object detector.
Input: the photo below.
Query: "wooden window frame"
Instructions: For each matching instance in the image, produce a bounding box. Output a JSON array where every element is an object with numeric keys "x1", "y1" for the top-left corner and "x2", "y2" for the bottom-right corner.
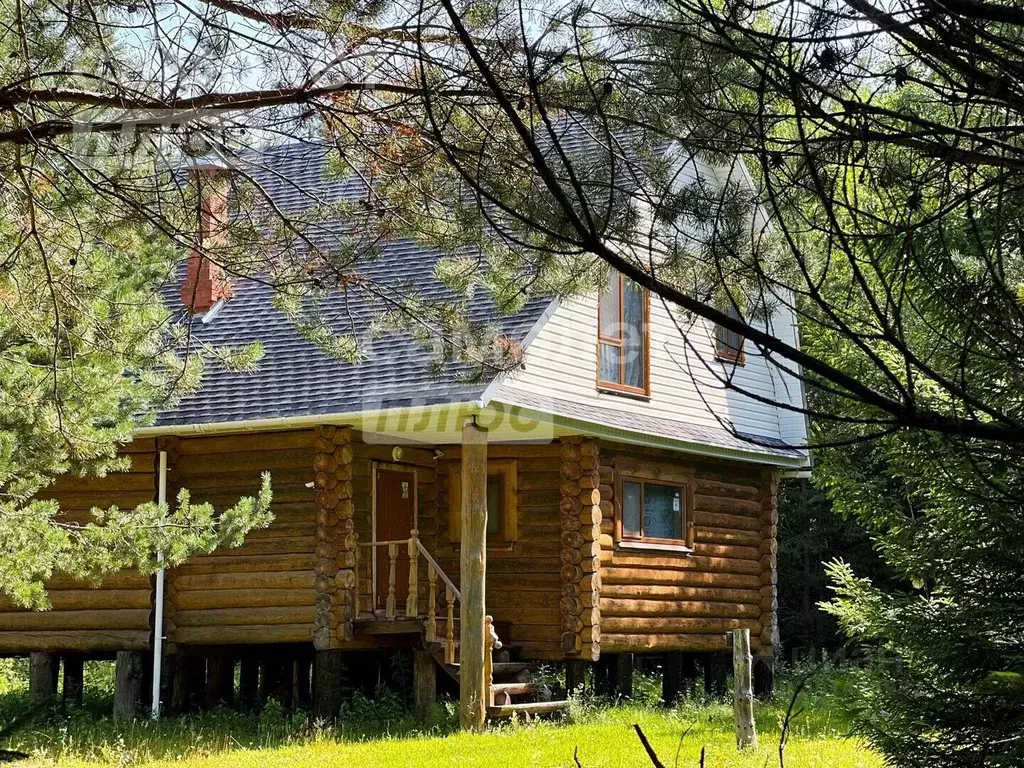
[
  {"x1": 714, "y1": 302, "x2": 746, "y2": 365},
  {"x1": 449, "y1": 458, "x2": 518, "y2": 545},
  {"x1": 597, "y1": 273, "x2": 651, "y2": 396},
  {"x1": 613, "y1": 461, "x2": 695, "y2": 552}
]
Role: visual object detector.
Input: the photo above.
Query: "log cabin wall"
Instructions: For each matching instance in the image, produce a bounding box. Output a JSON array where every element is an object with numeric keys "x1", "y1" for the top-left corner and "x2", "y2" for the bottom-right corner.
[
  {"x1": 434, "y1": 443, "x2": 565, "y2": 661},
  {"x1": 596, "y1": 441, "x2": 777, "y2": 659},
  {"x1": 0, "y1": 439, "x2": 157, "y2": 654},
  {"x1": 166, "y1": 430, "x2": 317, "y2": 648}
]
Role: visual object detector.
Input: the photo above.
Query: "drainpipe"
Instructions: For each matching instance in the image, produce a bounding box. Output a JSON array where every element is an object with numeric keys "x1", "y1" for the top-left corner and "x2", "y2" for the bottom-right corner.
[{"x1": 151, "y1": 450, "x2": 168, "y2": 718}]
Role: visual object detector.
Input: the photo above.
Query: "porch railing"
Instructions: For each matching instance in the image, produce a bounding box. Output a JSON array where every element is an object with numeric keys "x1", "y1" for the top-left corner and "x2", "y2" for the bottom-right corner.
[{"x1": 355, "y1": 531, "x2": 462, "y2": 665}]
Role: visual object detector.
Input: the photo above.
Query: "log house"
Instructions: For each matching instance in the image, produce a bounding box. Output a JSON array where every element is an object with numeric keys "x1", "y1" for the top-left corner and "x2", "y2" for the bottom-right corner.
[{"x1": 0, "y1": 144, "x2": 809, "y2": 722}]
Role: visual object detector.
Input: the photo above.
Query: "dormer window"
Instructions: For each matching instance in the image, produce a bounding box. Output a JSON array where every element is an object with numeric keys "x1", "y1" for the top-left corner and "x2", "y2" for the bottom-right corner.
[
  {"x1": 598, "y1": 274, "x2": 649, "y2": 395},
  {"x1": 714, "y1": 302, "x2": 745, "y2": 364}
]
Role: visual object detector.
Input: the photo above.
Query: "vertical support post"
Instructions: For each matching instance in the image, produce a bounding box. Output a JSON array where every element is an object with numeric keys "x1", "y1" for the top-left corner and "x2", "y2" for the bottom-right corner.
[
  {"x1": 62, "y1": 654, "x2": 84, "y2": 708},
  {"x1": 662, "y1": 651, "x2": 683, "y2": 707},
  {"x1": 614, "y1": 653, "x2": 634, "y2": 700},
  {"x1": 114, "y1": 651, "x2": 146, "y2": 721},
  {"x1": 28, "y1": 653, "x2": 59, "y2": 707},
  {"x1": 565, "y1": 660, "x2": 587, "y2": 696},
  {"x1": 733, "y1": 629, "x2": 758, "y2": 750},
  {"x1": 413, "y1": 649, "x2": 437, "y2": 721},
  {"x1": 238, "y1": 657, "x2": 259, "y2": 712},
  {"x1": 313, "y1": 649, "x2": 344, "y2": 722},
  {"x1": 205, "y1": 653, "x2": 234, "y2": 709},
  {"x1": 459, "y1": 418, "x2": 488, "y2": 731},
  {"x1": 295, "y1": 657, "x2": 312, "y2": 709},
  {"x1": 406, "y1": 530, "x2": 419, "y2": 616},
  {"x1": 753, "y1": 655, "x2": 775, "y2": 700},
  {"x1": 151, "y1": 448, "x2": 169, "y2": 719}
]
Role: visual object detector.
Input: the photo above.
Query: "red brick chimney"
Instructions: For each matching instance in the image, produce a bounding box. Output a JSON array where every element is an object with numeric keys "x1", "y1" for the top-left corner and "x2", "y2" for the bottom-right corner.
[{"x1": 181, "y1": 164, "x2": 233, "y2": 313}]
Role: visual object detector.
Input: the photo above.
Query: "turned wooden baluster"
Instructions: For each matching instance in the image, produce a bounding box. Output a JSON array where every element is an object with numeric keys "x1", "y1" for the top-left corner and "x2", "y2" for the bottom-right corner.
[
  {"x1": 484, "y1": 615, "x2": 502, "y2": 707},
  {"x1": 425, "y1": 564, "x2": 437, "y2": 643},
  {"x1": 386, "y1": 542, "x2": 399, "y2": 619},
  {"x1": 406, "y1": 529, "x2": 419, "y2": 617},
  {"x1": 352, "y1": 533, "x2": 360, "y2": 618},
  {"x1": 445, "y1": 586, "x2": 456, "y2": 665}
]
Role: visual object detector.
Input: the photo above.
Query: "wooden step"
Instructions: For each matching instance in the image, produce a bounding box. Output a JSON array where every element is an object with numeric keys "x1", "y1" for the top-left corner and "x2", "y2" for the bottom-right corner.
[
  {"x1": 487, "y1": 700, "x2": 570, "y2": 718},
  {"x1": 491, "y1": 681, "x2": 537, "y2": 697}
]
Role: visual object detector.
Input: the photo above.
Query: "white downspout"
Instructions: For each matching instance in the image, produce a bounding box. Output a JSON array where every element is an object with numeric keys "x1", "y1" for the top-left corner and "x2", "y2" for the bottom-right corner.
[{"x1": 151, "y1": 450, "x2": 168, "y2": 718}]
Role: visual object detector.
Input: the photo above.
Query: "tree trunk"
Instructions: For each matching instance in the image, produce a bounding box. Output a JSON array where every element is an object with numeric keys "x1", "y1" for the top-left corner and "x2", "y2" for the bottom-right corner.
[{"x1": 459, "y1": 419, "x2": 488, "y2": 731}]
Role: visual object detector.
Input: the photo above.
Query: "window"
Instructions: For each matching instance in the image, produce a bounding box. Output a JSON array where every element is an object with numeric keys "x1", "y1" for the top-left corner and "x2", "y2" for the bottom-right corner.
[
  {"x1": 714, "y1": 302, "x2": 745, "y2": 363},
  {"x1": 598, "y1": 274, "x2": 649, "y2": 394},
  {"x1": 621, "y1": 478, "x2": 688, "y2": 545},
  {"x1": 449, "y1": 459, "x2": 517, "y2": 544}
]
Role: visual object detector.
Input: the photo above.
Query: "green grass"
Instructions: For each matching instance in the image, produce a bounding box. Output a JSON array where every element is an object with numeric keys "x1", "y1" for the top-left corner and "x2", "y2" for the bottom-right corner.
[{"x1": 0, "y1": 660, "x2": 880, "y2": 768}]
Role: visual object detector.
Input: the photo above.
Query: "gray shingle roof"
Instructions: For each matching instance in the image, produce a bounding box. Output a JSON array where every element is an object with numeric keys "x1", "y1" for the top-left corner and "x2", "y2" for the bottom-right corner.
[{"x1": 156, "y1": 142, "x2": 552, "y2": 427}]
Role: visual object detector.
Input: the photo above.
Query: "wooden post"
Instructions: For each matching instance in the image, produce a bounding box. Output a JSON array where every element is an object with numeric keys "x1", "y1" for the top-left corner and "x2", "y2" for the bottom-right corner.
[
  {"x1": 704, "y1": 652, "x2": 728, "y2": 697},
  {"x1": 413, "y1": 650, "x2": 437, "y2": 721},
  {"x1": 114, "y1": 651, "x2": 146, "y2": 721},
  {"x1": 614, "y1": 653, "x2": 634, "y2": 700},
  {"x1": 62, "y1": 654, "x2": 84, "y2": 708},
  {"x1": 459, "y1": 418, "x2": 488, "y2": 731},
  {"x1": 565, "y1": 660, "x2": 587, "y2": 696},
  {"x1": 753, "y1": 655, "x2": 775, "y2": 700},
  {"x1": 733, "y1": 629, "x2": 758, "y2": 750},
  {"x1": 238, "y1": 657, "x2": 259, "y2": 712},
  {"x1": 206, "y1": 653, "x2": 234, "y2": 709},
  {"x1": 313, "y1": 649, "x2": 344, "y2": 722},
  {"x1": 445, "y1": 587, "x2": 456, "y2": 665},
  {"x1": 171, "y1": 655, "x2": 206, "y2": 714},
  {"x1": 662, "y1": 651, "x2": 683, "y2": 706},
  {"x1": 28, "y1": 653, "x2": 59, "y2": 706},
  {"x1": 296, "y1": 657, "x2": 312, "y2": 709}
]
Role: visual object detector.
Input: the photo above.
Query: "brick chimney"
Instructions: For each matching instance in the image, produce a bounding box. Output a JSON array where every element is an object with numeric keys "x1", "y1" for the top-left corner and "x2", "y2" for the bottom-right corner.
[{"x1": 181, "y1": 163, "x2": 233, "y2": 313}]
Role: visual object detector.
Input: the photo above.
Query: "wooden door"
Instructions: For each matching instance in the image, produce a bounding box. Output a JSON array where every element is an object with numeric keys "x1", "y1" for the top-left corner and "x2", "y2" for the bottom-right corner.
[{"x1": 375, "y1": 468, "x2": 416, "y2": 609}]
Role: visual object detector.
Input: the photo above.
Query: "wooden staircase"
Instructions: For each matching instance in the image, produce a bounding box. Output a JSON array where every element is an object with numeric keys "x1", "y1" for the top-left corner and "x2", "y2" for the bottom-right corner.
[{"x1": 355, "y1": 534, "x2": 568, "y2": 720}]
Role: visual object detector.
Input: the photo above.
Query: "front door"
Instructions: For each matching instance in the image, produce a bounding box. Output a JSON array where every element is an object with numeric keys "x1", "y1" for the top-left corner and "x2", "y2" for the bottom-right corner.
[{"x1": 375, "y1": 467, "x2": 416, "y2": 610}]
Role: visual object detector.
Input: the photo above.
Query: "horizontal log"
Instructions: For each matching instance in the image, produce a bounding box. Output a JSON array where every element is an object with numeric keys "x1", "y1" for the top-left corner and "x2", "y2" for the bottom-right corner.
[
  {"x1": 45, "y1": 572, "x2": 151, "y2": 590},
  {"x1": 600, "y1": 583, "x2": 761, "y2": 604},
  {"x1": 173, "y1": 571, "x2": 312, "y2": 591},
  {"x1": 49, "y1": 473, "x2": 155, "y2": 493},
  {"x1": 174, "y1": 553, "x2": 315, "y2": 575},
  {"x1": 695, "y1": 528, "x2": 761, "y2": 547},
  {"x1": 44, "y1": 492, "x2": 156, "y2": 510},
  {"x1": 693, "y1": 511, "x2": 762, "y2": 532},
  {"x1": 603, "y1": 553, "x2": 761, "y2": 575},
  {"x1": 0, "y1": 630, "x2": 151, "y2": 653},
  {"x1": 174, "y1": 589, "x2": 313, "y2": 610},
  {"x1": 443, "y1": 444, "x2": 562, "y2": 459},
  {"x1": 602, "y1": 567, "x2": 761, "y2": 590},
  {"x1": 124, "y1": 438, "x2": 157, "y2": 454},
  {"x1": 0, "y1": 609, "x2": 150, "y2": 631},
  {"x1": 174, "y1": 623, "x2": 313, "y2": 646},
  {"x1": 691, "y1": 543, "x2": 761, "y2": 561},
  {"x1": 174, "y1": 605, "x2": 314, "y2": 627},
  {"x1": 176, "y1": 431, "x2": 314, "y2": 455},
  {"x1": 694, "y1": 495, "x2": 761, "y2": 517},
  {"x1": 0, "y1": 590, "x2": 151, "y2": 612},
  {"x1": 603, "y1": 617, "x2": 761, "y2": 635},
  {"x1": 181, "y1": 467, "x2": 312, "y2": 492},
  {"x1": 199, "y1": 536, "x2": 312, "y2": 557},
  {"x1": 600, "y1": 598, "x2": 759, "y2": 619},
  {"x1": 694, "y1": 479, "x2": 760, "y2": 500},
  {"x1": 601, "y1": 633, "x2": 736, "y2": 653}
]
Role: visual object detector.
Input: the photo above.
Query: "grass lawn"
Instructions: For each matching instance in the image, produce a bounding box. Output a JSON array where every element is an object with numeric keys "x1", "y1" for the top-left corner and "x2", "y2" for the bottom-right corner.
[{"x1": 0, "y1": 660, "x2": 880, "y2": 767}]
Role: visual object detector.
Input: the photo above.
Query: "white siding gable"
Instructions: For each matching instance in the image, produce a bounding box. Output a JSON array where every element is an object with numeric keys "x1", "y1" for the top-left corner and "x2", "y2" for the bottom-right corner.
[{"x1": 498, "y1": 289, "x2": 809, "y2": 462}]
